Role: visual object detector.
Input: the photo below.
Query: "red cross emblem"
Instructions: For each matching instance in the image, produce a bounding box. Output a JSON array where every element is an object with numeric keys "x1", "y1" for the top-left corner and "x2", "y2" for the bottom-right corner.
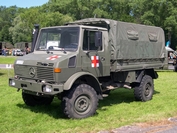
[
  {"x1": 91, "y1": 56, "x2": 99, "y2": 68},
  {"x1": 46, "y1": 55, "x2": 61, "y2": 60}
]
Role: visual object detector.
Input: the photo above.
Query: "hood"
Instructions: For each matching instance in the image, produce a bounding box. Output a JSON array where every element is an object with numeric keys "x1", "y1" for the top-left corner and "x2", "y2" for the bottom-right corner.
[{"x1": 15, "y1": 52, "x2": 76, "y2": 66}]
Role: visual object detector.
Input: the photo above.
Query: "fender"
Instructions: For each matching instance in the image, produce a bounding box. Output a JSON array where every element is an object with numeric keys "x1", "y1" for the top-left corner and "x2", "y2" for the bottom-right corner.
[
  {"x1": 63, "y1": 71, "x2": 101, "y2": 90},
  {"x1": 136, "y1": 69, "x2": 158, "y2": 83}
]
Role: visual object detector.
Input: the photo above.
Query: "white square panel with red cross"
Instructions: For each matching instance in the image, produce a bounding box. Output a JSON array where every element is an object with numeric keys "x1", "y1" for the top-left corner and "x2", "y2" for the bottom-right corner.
[{"x1": 91, "y1": 56, "x2": 99, "y2": 68}]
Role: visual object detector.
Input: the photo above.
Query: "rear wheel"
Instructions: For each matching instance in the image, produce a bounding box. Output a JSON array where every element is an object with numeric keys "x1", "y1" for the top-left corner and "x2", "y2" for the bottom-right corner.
[
  {"x1": 22, "y1": 92, "x2": 54, "y2": 106},
  {"x1": 61, "y1": 84, "x2": 98, "y2": 119},
  {"x1": 174, "y1": 65, "x2": 177, "y2": 72},
  {"x1": 134, "y1": 75, "x2": 154, "y2": 101}
]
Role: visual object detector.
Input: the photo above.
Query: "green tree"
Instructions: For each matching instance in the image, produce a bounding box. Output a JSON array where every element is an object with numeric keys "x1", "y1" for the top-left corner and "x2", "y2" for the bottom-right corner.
[
  {"x1": 0, "y1": 6, "x2": 19, "y2": 43},
  {"x1": 46, "y1": 0, "x2": 133, "y2": 22},
  {"x1": 129, "y1": 0, "x2": 177, "y2": 49},
  {"x1": 9, "y1": 6, "x2": 73, "y2": 44}
]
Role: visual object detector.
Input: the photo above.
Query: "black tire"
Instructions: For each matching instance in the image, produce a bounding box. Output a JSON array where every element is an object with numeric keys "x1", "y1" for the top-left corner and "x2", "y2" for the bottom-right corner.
[
  {"x1": 22, "y1": 92, "x2": 54, "y2": 106},
  {"x1": 61, "y1": 84, "x2": 98, "y2": 119},
  {"x1": 134, "y1": 75, "x2": 154, "y2": 102},
  {"x1": 174, "y1": 66, "x2": 177, "y2": 72}
]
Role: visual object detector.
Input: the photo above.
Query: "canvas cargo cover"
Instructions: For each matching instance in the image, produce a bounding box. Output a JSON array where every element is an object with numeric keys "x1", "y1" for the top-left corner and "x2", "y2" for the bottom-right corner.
[{"x1": 67, "y1": 18, "x2": 165, "y2": 60}]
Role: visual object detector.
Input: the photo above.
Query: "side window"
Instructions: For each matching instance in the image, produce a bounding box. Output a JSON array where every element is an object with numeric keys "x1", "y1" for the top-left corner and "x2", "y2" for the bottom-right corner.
[{"x1": 83, "y1": 30, "x2": 102, "y2": 51}]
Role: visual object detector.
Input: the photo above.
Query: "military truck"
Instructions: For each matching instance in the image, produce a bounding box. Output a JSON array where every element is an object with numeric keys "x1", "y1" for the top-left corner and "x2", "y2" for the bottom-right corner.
[{"x1": 9, "y1": 18, "x2": 166, "y2": 119}]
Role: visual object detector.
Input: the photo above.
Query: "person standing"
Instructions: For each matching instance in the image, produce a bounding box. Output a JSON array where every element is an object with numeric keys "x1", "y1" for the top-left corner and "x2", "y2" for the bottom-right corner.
[
  {"x1": 166, "y1": 40, "x2": 170, "y2": 47},
  {"x1": 3, "y1": 46, "x2": 7, "y2": 56}
]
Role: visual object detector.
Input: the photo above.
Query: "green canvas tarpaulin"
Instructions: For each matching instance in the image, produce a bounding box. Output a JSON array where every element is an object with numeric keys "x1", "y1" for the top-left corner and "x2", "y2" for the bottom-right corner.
[{"x1": 67, "y1": 18, "x2": 165, "y2": 60}]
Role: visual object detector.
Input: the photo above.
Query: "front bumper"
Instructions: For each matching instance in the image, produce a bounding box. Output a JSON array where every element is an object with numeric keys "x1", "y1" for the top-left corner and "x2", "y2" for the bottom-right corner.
[{"x1": 9, "y1": 78, "x2": 64, "y2": 95}]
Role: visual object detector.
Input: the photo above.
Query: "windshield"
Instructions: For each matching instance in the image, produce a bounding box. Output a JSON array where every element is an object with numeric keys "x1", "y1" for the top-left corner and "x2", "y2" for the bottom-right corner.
[{"x1": 36, "y1": 27, "x2": 80, "y2": 51}]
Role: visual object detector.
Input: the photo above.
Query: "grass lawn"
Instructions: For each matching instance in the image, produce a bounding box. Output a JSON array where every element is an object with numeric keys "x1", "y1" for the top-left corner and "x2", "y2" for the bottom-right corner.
[
  {"x1": 0, "y1": 58, "x2": 177, "y2": 132},
  {"x1": 0, "y1": 56, "x2": 16, "y2": 64}
]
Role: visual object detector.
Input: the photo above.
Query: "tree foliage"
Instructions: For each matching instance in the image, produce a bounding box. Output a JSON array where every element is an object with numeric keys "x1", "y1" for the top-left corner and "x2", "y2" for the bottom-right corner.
[
  {"x1": 1, "y1": 0, "x2": 177, "y2": 49},
  {"x1": 9, "y1": 6, "x2": 73, "y2": 44},
  {"x1": 129, "y1": 0, "x2": 177, "y2": 48},
  {"x1": 0, "y1": 6, "x2": 19, "y2": 43}
]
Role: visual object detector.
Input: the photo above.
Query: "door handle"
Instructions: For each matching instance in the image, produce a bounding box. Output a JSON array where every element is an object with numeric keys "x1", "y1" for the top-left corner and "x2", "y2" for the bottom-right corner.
[{"x1": 101, "y1": 57, "x2": 105, "y2": 61}]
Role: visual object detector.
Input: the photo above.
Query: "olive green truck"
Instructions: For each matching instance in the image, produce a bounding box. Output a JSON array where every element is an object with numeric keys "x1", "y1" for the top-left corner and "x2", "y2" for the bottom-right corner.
[{"x1": 9, "y1": 18, "x2": 166, "y2": 119}]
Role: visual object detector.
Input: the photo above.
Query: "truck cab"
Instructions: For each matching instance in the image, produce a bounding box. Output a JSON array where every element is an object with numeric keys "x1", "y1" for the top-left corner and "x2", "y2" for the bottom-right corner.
[{"x1": 9, "y1": 24, "x2": 110, "y2": 118}]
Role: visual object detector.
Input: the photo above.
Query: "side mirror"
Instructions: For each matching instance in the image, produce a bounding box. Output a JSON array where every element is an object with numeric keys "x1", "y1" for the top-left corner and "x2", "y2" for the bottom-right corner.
[{"x1": 95, "y1": 31, "x2": 102, "y2": 47}]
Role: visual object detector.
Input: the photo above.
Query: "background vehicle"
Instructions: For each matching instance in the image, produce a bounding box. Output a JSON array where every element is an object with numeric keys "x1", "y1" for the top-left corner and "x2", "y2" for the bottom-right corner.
[
  {"x1": 161, "y1": 47, "x2": 177, "y2": 71},
  {"x1": 9, "y1": 18, "x2": 166, "y2": 119},
  {"x1": 13, "y1": 49, "x2": 23, "y2": 56}
]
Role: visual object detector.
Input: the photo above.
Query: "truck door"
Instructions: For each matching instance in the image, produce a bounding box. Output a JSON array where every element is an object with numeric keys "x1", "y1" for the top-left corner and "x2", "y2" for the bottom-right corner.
[{"x1": 81, "y1": 29, "x2": 110, "y2": 77}]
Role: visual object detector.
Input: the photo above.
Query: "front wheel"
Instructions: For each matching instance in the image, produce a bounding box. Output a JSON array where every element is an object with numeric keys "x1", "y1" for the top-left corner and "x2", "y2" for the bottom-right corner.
[
  {"x1": 174, "y1": 65, "x2": 177, "y2": 72},
  {"x1": 134, "y1": 75, "x2": 154, "y2": 101},
  {"x1": 22, "y1": 92, "x2": 54, "y2": 106},
  {"x1": 61, "y1": 84, "x2": 98, "y2": 119}
]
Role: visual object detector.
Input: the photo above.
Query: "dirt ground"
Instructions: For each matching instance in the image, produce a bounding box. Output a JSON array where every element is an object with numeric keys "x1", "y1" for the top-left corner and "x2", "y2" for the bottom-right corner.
[{"x1": 98, "y1": 117, "x2": 177, "y2": 133}]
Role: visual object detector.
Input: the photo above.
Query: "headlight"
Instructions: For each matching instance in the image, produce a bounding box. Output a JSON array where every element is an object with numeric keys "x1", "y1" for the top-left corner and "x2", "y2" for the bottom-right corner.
[
  {"x1": 42, "y1": 85, "x2": 52, "y2": 93},
  {"x1": 9, "y1": 79, "x2": 15, "y2": 86}
]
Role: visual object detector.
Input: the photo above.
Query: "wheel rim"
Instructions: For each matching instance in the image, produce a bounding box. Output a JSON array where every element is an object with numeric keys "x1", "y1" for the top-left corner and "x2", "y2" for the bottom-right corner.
[
  {"x1": 144, "y1": 83, "x2": 152, "y2": 97},
  {"x1": 74, "y1": 95, "x2": 91, "y2": 115}
]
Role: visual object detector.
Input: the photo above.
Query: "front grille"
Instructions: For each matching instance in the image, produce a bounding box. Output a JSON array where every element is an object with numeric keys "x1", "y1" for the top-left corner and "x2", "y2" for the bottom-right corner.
[
  {"x1": 37, "y1": 67, "x2": 54, "y2": 81},
  {"x1": 15, "y1": 65, "x2": 54, "y2": 81}
]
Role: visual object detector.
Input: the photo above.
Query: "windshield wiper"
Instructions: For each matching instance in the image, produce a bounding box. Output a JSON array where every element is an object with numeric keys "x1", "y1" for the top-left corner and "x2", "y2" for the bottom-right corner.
[
  {"x1": 63, "y1": 49, "x2": 67, "y2": 54},
  {"x1": 46, "y1": 46, "x2": 67, "y2": 54},
  {"x1": 46, "y1": 49, "x2": 53, "y2": 54}
]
